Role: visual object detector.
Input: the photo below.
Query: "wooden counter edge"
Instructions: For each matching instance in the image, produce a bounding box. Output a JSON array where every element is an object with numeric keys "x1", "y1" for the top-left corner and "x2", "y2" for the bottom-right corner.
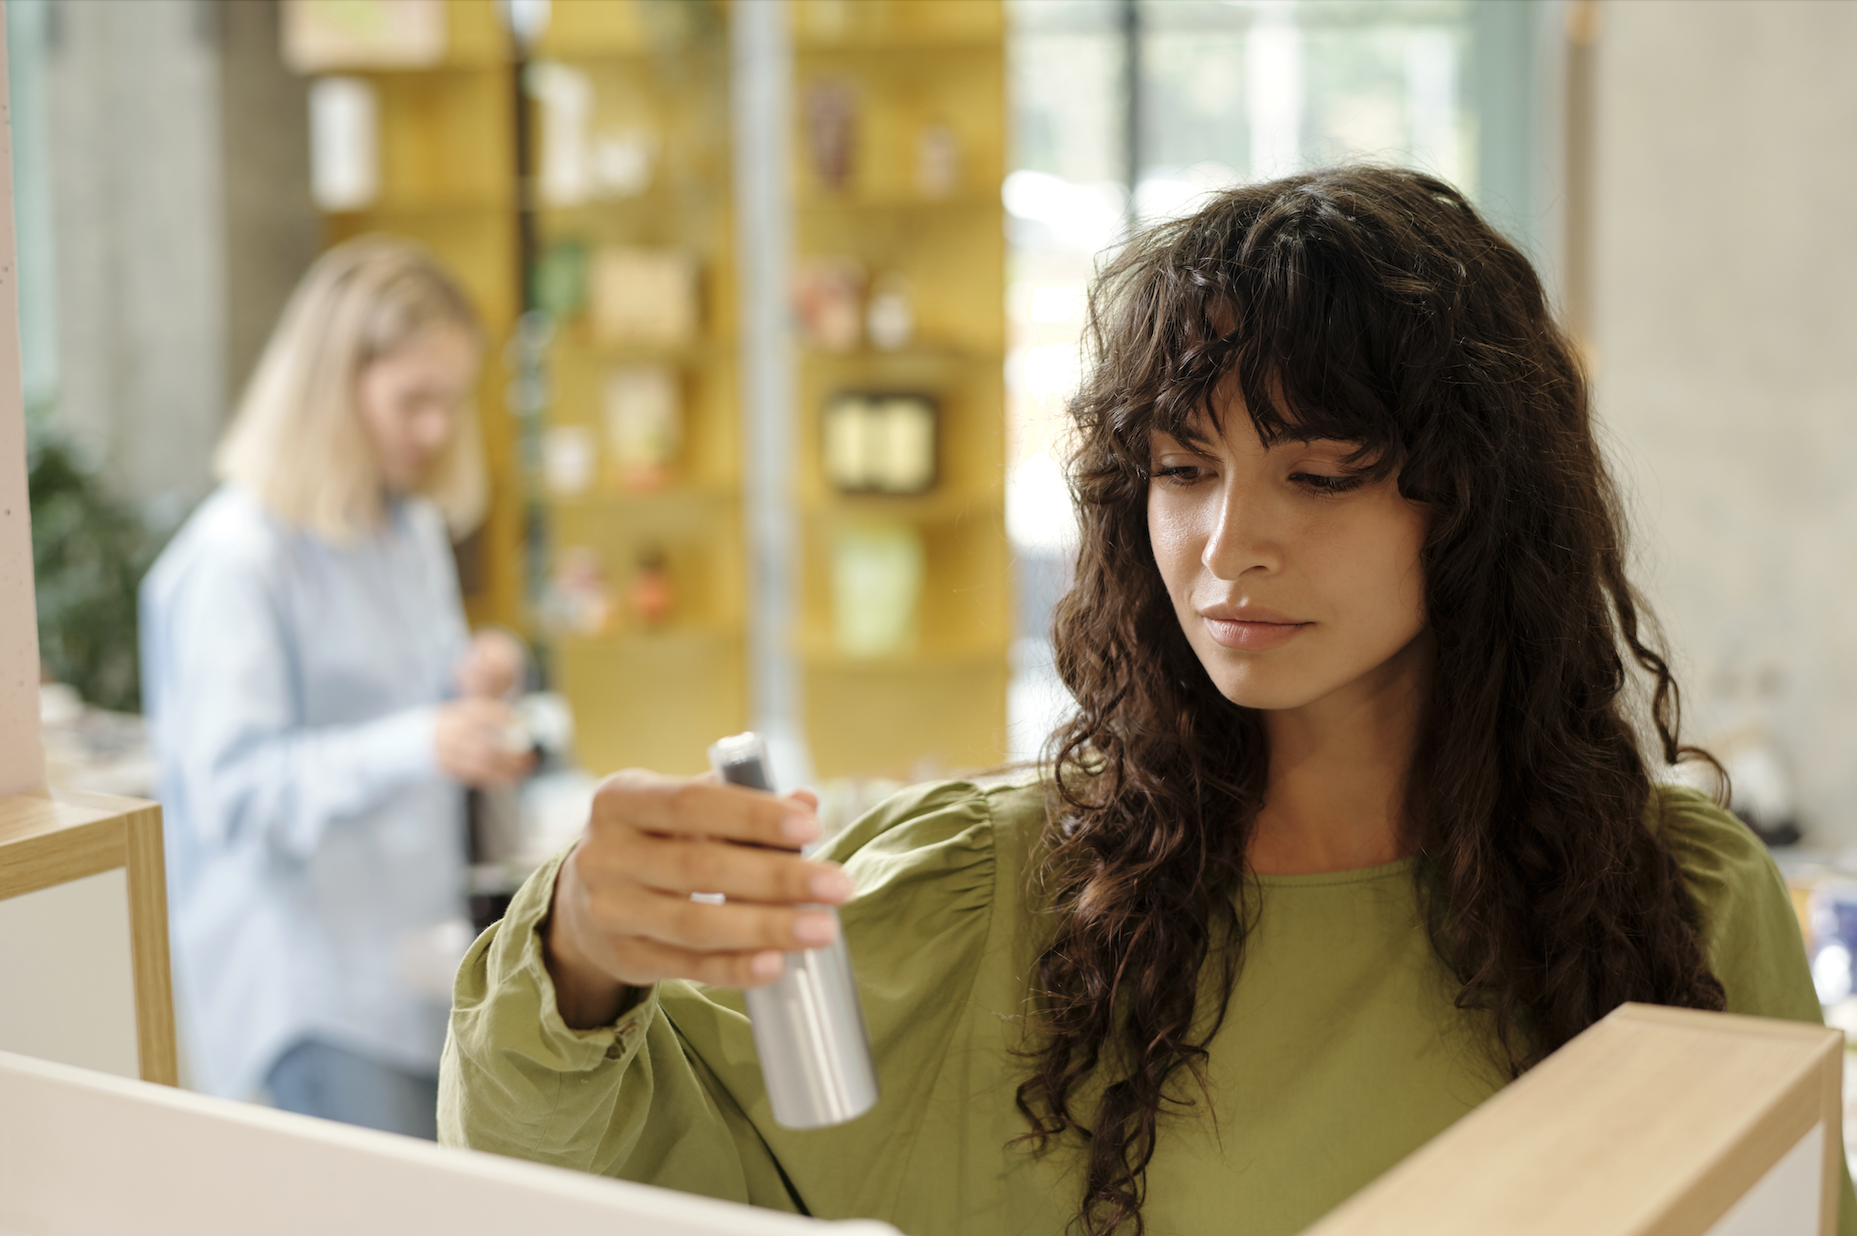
[{"x1": 1304, "y1": 1003, "x2": 1843, "y2": 1236}]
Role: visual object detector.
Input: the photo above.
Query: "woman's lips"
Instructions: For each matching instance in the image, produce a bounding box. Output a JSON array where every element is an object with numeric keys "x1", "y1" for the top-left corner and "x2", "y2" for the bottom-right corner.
[{"x1": 1201, "y1": 614, "x2": 1311, "y2": 650}]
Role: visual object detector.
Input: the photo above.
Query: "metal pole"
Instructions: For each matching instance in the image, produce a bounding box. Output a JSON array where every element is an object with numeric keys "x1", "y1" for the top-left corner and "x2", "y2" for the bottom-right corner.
[{"x1": 731, "y1": 0, "x2": 809, "y2": 786}]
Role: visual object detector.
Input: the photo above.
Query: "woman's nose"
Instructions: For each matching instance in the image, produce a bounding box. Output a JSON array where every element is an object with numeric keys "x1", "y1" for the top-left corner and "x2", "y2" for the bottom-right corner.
[
  {"x1": 414, "y1": 409, "x2": 452, "y2": 450},
  {"x1": 1201, "y1": 488, "x2": 1282, "y2": 580}
]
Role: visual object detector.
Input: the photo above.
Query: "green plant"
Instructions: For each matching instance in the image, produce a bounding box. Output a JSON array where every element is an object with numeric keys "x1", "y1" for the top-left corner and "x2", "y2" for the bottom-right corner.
[{"x1": 28, "y1": 435, "x2": 157, "y2": 713}]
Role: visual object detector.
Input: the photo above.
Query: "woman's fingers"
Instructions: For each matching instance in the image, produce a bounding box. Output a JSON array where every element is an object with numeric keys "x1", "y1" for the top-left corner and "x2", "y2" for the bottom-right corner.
[
  {"x1": 592, "y1": 769, "x2": 819, "y2": 849},
  {"x1": 615, "y1": 833, "x2": 853, "y2": 907},
  {"x1": 456, "y1": 627, "x2": 526, "y2": 699},
  {"x1": 435, "y1": 697, "x2": 530, "y2": 787},
  {"x1": 606, "y1": 937, "x2": 790, "y2": 989},
  {"x1": 573, "y1": 865, "x2": 841, "y2": 954},
  {"x1": 553, "y1": 770, "x2": 850, "y2": 995},
  {"x1": 611, "y1": 889, "x2": 839, "y2": 953}
]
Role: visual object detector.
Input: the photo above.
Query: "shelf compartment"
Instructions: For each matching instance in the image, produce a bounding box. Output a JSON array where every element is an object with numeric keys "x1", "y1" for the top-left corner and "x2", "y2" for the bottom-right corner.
[
  {"x1": 555, "y1": 632, "x2": 746, "y2": 778},
  {"x1": 803, "y1": 660, "x2": 1009, "y2": 780}
]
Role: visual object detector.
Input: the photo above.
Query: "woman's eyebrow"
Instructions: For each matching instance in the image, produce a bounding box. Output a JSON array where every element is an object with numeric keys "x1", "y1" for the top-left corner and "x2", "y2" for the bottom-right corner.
[
  {"x1": 1280, "y1": 436, "x2": 1366, "y2": 451},
  {"x1": 1151, "y1": 434, "x2": 1214, "y2": 454}
]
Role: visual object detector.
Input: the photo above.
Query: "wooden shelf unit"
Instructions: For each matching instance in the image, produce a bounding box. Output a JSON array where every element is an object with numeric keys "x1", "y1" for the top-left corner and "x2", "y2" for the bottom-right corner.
[
  {"x1": 792, "y1": 0, "x2": 1011, "y2": 779},
  {"x1": 532, "y1": 1, "x2": 745, "y2": 777}
]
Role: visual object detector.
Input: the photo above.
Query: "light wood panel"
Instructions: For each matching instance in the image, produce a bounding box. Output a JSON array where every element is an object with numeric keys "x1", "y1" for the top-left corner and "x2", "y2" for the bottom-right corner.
[
  {"x1": 0, "y1": 790, "x2": 177, "y2": 1086},
  {"x1": 0, "y1": 791, "x2": 126, "y2": 895},
  {"x1": 1305, "y1": 1003, "x2": 1842, "y2": 1236}
]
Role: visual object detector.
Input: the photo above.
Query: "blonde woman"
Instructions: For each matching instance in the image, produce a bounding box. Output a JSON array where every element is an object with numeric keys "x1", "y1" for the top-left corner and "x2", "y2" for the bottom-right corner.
[{"x1": 141, "y1": 237, "x2": 531, "y2": 1138}]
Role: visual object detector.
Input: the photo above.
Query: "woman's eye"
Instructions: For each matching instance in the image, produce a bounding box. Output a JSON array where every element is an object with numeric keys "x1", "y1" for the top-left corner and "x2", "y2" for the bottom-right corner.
[
  {"x1": 1291, "y1": 471, "x2": 1365, "y2": 496},
  {"x1": 1152, "y1": 464, "x2": 1207, "y2": 486}
]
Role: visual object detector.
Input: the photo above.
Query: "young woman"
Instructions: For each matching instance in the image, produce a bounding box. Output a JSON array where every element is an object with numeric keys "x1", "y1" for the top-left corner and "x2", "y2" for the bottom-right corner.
[
  {"x1": 142, "y1": 237, "x2": 532, "y2": 1137},
  {"x1": 440, "y1": 169, "x2": 1852, "y2": 1233}
]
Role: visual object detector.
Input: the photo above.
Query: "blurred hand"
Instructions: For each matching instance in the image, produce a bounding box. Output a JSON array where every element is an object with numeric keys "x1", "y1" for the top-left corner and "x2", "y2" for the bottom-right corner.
[
  {"x1": 455, "y1": 628, "x2": 526, "y2": 700},
  {"x1": 544, "y1": 772, "x2": 850, "y2": 1029},
  {"x1": 434, "y1": 697, "x2": 534, "y2": 788}
]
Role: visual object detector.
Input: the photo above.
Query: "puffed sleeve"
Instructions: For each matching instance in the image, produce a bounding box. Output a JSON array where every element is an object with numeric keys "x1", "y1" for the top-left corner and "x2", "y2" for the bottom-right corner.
[
  {"x1": 1655, "y1": 784, "x2": 1857, "y2": 1236},
  {"x1": 438, "y1": 780, "x2": 1002, "y2": 1220},
  {"x1": 435, "y1": 845, "x2": 790, "y2": 1206}
]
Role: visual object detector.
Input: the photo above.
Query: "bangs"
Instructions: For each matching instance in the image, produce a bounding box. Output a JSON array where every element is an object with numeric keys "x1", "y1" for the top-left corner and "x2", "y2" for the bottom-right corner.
[
  {"x1": 1154, "y1": 359, "x2": 1398, "y2": 482},
  {"x1": 1097, "y1": 167, "x2": 1489, "y2": 490}
]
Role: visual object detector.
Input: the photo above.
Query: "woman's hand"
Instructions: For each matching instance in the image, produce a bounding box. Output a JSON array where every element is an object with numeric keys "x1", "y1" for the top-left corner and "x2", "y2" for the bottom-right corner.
[
  {"x1": 434, "y1": 697, "x2": 534, "y2": 787},
  {"x1": 455, "y1": 628, "x2": 526, "y2": 700},
  {"x1": 543, "y1": 771, "x2": 854, "y2": 1029}
]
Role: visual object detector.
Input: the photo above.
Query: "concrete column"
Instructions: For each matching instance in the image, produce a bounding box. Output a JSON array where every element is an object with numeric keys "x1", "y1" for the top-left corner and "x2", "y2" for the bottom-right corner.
[
  {"x1": 217, "y1": 0, "x2": 316, "y2": 413},
  {"x1": 45, "y1": 0, "x2": 227, "y2": 521}
]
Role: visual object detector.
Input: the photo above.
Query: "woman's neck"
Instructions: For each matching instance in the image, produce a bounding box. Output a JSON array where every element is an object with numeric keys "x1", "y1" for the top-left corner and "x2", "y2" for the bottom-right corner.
[{"x1": 1248, "y1": 633, "x2": 1431, "y2": 876}]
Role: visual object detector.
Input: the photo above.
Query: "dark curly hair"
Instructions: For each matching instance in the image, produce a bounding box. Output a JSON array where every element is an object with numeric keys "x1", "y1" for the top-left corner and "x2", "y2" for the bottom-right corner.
[{"x1": 1017, "y1": 167, "x2": 1726, "y2": 1235}]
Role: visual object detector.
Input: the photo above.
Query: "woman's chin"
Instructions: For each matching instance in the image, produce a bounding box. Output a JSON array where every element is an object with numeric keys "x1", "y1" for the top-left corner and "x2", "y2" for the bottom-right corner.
[
  {"x1": 382, "y1": 466, "x2": 431, "y2": 493},
  {"x1": 1206, "y1": 671, "x2": 1325, "y2": 713}
]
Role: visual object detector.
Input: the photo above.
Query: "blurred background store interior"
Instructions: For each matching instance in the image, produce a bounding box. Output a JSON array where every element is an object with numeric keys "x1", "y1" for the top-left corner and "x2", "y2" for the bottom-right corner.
[{"x1": 13, "y1": 0, "x2": 1857, "y2": 1021}]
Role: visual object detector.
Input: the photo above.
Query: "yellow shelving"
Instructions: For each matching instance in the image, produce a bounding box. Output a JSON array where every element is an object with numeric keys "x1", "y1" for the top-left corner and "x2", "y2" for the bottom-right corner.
[
  {"x1": 792, "y1": 0, "x2": 1005, "y2": 51},
  {"x1": 792, "y1": 0, "x2": 1010, "y2": 778},
  {"x1": 532, "y1": 1, "x2": 743, "y2": 777}
]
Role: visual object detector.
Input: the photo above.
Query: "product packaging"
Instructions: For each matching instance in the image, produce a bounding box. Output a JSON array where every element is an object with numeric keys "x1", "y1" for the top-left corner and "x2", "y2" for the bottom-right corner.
[
  {"x1": 604, "y1": 365, "x2": 682, "y2": 489},
  {"x1": 541, "y1": 425, "x2": 596, "y2": 497},
  {"x1": 822, "y1": 393, "x2": 937, "y2": 494},
  {"x1": 794, "y1": 256, "x2": 866, "y2": 352},
  {"x1": 831, "y1": 522, "x2": 924, "y2": 657},
  {"x1": 591, "y1": 247, "x2": 700, "y2": 347}
]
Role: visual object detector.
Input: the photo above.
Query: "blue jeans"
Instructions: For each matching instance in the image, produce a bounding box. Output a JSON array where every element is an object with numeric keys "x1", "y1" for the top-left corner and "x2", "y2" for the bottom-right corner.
[{"x1": 265, "y1": 1039, "x2": 439, "y2": 1140}]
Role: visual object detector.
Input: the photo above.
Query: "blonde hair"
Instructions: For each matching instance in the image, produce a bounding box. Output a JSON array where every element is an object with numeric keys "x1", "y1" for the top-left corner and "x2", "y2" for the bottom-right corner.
[{"x1": 216, "y1": 235, "x2": 489, "y2": 542}]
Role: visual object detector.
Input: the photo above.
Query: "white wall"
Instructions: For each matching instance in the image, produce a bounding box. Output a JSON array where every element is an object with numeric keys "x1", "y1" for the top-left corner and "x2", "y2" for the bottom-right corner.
[
  {"x1": 1590, "y1": 0, "x2": 1857, "y2": 844},
  {"x1": 0, "y1": 869, "x2": 139, "y2": 1078}
]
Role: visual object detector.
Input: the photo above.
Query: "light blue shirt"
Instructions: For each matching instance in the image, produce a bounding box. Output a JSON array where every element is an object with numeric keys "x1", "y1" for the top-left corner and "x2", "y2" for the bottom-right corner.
[{"x1": 140, "y1": 485, "x2": 469, "y2": 1099}]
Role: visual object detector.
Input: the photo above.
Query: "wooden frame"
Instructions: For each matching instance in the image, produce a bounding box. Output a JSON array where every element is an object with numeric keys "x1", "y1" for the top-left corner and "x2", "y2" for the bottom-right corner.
[
  {"x1": 0, "y1": 790, "x2": 177, "y2": 1085},
  {"x1": 1306, "y1": 1003, "x2": 1843, "y2": 1236}
]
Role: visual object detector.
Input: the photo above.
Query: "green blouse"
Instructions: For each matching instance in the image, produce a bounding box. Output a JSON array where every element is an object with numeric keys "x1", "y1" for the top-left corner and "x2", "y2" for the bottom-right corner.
[{"x1": 439, "y1": 780, "x2": 1856, "y2": 1236}]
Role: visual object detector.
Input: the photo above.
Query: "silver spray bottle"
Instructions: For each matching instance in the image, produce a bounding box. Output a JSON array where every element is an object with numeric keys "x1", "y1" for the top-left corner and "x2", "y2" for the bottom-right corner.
[{"x1": 708, "y1": 732, "x2": 880, "y2": 1128}]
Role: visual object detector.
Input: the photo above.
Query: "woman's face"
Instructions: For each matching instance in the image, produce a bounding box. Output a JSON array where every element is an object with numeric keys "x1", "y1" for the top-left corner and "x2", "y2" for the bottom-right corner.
[
  {"x1": 356, "y1": 323, "x2": 480, "y2": 492},
  {"x1": 1147, "y1": 399, "x2": 1430, "y2": 714}
]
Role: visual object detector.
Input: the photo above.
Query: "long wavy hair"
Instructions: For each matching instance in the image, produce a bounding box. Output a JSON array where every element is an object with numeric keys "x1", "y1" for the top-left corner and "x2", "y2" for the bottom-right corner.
[{"x1": 1019, "y1": 167, "x2": 1726, "y2": 1235}]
